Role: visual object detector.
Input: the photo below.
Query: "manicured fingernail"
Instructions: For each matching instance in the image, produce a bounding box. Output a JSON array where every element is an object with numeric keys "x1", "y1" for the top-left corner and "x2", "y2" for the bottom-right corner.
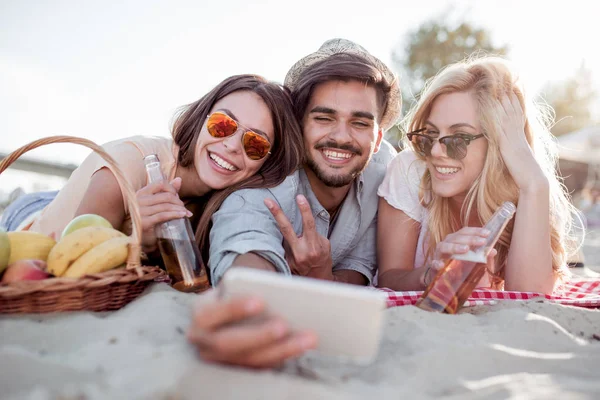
[
  {"x1": 475, "y1": 238, "x2": 486, "y2": 245},
  {"x1": 459, "y1": 245, "x2": 469, "y2": 251},
  {"x1": 296, "y1": 195, "x2": 306, "y2": 205},
  {"x1": 186, "y1": 210, "x2": 193, "y2": 217},
  {"x1": 482, "y1": 229, "x2": 491, "y2": 236},
  {"x1": 264, "y1": 199, "x2": 274, "y2": 209}
]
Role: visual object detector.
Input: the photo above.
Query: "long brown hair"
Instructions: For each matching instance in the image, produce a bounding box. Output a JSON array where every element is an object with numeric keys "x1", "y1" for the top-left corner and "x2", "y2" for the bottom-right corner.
[
  {"x1": 290, "y1": 53, "x2": 397, "y2": 127},
  {"x1": 170, "y1": 74, "x2": 304, "y2": 263}
]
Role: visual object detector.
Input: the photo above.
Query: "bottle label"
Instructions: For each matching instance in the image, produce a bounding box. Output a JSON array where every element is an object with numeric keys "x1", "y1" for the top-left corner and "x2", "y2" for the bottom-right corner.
[{"x1": 451, "y1": 249, "x2": 487, "y2": 264}]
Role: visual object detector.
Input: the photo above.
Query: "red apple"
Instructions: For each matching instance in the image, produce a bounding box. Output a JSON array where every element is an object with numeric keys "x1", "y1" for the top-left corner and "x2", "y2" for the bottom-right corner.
[{"x1": 1, "y1": 260, "x2": 50, "y2": 284}]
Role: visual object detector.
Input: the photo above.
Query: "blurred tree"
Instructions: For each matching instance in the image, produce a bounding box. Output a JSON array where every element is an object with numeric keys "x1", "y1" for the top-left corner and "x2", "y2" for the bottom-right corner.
[
  {"x1": 387, "y1": 16, "x2": 508, "y2": 148},
  {"x1": 543, "y1": 63, "x2": 596, "y2": 137},
  {"x1": 393, "y1": 18, "x2": 508, "y2": 110}
]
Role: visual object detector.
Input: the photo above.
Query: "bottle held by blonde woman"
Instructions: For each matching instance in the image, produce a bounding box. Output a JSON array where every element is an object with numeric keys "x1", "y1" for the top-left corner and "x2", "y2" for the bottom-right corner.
[{"x1": 416, "y1": 202, "x2": 516, "y2": 313}]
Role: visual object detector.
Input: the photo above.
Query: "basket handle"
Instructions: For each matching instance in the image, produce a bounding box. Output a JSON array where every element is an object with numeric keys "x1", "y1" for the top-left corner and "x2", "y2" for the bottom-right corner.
[{"x1": 0, "y1": 135, "x2": 142, "y2": 269}]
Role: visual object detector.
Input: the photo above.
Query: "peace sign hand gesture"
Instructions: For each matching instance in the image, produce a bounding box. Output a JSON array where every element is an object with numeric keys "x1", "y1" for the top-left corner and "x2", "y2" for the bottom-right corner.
[{"x1": 264, "y1": 195, "x2": 334, "y2": 281}]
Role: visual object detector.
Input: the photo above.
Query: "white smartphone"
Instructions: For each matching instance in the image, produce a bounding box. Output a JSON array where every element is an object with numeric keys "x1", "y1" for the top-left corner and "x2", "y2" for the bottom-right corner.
[{"x1": 219, "y1": 267, "x2": 388, "y2": 365}]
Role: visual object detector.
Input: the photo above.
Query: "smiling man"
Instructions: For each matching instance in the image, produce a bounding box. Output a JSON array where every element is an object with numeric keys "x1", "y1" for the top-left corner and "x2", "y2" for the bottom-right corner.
[
  {"x1": 208, "y1": 38, "x2": 401, "y2": 285},
  {"x1": 188, "y1": 38, "x2": 401, "y2": 368}
]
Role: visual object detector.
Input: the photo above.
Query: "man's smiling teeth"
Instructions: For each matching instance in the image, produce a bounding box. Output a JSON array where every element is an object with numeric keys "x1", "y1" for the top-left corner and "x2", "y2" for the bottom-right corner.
[
  {"x1": 323, "y1": 150, "x2": 352, "y2": 160},
  {"x1": 210, "y1": 153, "x2": 238, "y2": 171},
  {"x1": 435, "y1": 166, "x2": 460, "y2": 175}
]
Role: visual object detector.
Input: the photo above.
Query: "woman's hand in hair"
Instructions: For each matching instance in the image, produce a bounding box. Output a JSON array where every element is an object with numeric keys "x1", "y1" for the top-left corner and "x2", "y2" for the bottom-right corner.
[
  {"x1": 136, "y1": 177, "x2": 192, "y2": 253},
  {"x1": 496, "y1": 92, "x2": 548, "y2": 193}
]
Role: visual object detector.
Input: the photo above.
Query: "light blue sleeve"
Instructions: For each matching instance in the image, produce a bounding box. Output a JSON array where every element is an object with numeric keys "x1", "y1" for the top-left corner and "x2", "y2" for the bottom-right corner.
[
  {"x1": 332, "y1": 215, "x2": 377, "y2": 285},
  {"x1": 208, "y1": 189, "x2": 291, "y2": 285}
]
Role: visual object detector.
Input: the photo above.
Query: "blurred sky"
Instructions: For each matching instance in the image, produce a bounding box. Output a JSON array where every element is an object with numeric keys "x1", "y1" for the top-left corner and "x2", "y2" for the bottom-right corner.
[{"x1": 1, "y1": 0, "x2": 599, "y2": 191}]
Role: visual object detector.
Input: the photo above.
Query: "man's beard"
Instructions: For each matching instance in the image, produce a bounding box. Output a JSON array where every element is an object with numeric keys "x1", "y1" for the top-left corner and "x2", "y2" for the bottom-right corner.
[{"x1": 305, "y1": 141, "x2": 370, "y2": 188}]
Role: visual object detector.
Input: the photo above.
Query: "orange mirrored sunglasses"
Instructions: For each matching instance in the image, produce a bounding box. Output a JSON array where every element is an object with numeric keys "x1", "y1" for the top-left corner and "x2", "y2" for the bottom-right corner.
[{"x1": 206, "y1": 112, "x2": 272, "y2": 161}]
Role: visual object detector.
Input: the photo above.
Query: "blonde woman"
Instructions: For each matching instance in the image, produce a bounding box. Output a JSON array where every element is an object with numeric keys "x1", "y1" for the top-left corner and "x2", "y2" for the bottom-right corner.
[{"x1": 377, "y1": 56, "x2": 580, "y2": 294}]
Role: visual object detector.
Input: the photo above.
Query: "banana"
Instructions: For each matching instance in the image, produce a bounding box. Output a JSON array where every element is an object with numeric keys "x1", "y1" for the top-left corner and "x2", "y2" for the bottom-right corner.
[
  {"x1": 0, "y1": 228, "x2": 10, "y2": 274},
  {"x1": 47, "y1": 226, "x2": 125, "y2": 276},
  {"x1": 63, "y1": 236, "x2": 131, "y2": 278},
  {"x1": 7, "y1": 231, "x2": 56, "y2": 264}
]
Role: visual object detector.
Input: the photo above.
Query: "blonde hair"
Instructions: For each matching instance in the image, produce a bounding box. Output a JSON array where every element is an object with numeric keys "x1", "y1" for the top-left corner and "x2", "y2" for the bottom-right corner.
[{"x1": 402, "y1": 55, "x2": 579, "y2": 288}]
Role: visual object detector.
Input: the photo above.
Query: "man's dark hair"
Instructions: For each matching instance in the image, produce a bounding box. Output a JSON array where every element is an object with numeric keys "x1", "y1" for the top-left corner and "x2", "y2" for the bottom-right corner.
[{"x1": 290, "y1": 53, "x2": 395, "y2": 126}]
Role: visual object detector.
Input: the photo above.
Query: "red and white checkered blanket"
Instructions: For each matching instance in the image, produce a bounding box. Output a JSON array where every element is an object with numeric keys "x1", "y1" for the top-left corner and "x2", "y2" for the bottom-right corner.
[{"x1": 381, "y1": 277, "x2": 600, "y2": 308}]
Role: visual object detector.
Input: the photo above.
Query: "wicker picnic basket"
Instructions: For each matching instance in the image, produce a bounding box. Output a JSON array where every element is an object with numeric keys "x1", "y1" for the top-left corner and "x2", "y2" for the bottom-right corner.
[{"x1": 0, "y1": 136, "x2": 167, "y2": 313}]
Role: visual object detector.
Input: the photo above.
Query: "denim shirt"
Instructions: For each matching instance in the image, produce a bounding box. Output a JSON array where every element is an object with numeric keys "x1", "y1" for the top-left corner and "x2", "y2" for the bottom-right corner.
[{"x1": 208, "y1": 140, "x2": 397, "y2": 285}]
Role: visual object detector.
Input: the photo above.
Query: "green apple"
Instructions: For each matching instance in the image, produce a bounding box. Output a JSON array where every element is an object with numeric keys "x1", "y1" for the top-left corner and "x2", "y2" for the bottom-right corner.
[
  {"x1": 0, "y1": 227, "x2": 10, "y2": 274},
  {"x1": 61, "y1": 214, "x2": 113, "y2": 239}
]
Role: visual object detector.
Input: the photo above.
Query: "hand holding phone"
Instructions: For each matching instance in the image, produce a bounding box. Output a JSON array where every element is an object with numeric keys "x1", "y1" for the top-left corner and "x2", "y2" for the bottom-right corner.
[
  {"x1": 219, "y1": 267, "x2": 387, "y2": 364},
  {"x1": 187, "y1": 286, "x2": 317, "y2": 369}
]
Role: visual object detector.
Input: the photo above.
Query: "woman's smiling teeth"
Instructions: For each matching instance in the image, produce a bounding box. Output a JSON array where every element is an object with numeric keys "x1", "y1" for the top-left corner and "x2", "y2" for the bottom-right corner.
[
  {"x1": 210, "y1": 153, "x2": 238, "y2": 171},
  {"x1": 322, "y1": 149, "x2": 352, "y2": 161},
  {"x1": 435, "y1": 166, "x2": 460, "y2": 175}
]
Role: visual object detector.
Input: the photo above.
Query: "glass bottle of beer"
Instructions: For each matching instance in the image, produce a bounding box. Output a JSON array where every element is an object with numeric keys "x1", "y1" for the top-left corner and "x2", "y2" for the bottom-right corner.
[
  {"x1": 143, "y1": 154, "x2": 210, "y2": 293},
  {"x1": 416, "y1": 201, "x2": 517, "y2": 314}
]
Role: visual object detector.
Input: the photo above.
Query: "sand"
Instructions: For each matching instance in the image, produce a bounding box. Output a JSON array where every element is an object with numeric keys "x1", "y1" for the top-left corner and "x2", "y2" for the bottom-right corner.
[{"x1": 2, "y1": 281, "x2": 600, "y2": 400}]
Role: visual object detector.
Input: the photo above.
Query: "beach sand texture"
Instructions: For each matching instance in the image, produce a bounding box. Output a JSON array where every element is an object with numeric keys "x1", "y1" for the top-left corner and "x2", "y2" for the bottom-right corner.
[{"x1": 1, "y1": 281, "x2": 599, "y2": 400}]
